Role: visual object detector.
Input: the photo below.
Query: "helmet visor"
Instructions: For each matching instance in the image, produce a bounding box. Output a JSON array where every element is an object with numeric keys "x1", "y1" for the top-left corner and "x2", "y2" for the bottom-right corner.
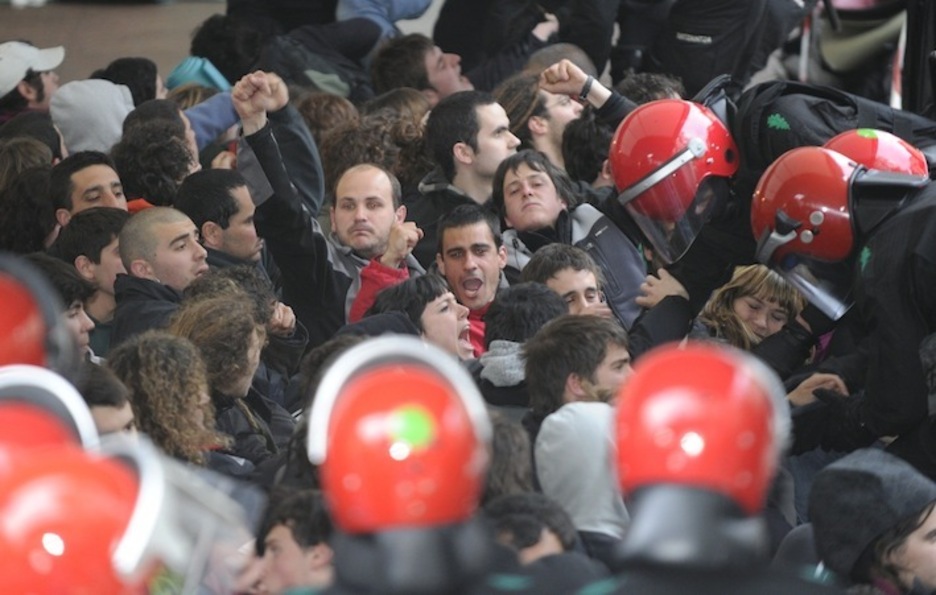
[
  {"x1": 624, "y1": 176, "x2": 728, "y2": 264},
  {"x1": 106, "y1": 437, "x2": 254, "y2": 593},
  {"x1": 774, "y1": 252, "x2": 854, "y2": 321}
]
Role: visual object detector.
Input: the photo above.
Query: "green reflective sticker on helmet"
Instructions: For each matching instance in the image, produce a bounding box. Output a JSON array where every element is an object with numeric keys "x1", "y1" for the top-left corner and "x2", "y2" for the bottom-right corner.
[{"x1": 389, "y1": 405, "x2": 436, "y2": 450}]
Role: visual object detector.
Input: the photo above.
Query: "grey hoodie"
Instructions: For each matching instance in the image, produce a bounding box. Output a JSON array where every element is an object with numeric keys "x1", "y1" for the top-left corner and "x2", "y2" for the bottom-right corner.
[
  {"x1": 536, "y1": 401, "x2": 630, "y2": 538},
  {"x1": 51, "y1": 79, "x2": 133, "y2": 153}
]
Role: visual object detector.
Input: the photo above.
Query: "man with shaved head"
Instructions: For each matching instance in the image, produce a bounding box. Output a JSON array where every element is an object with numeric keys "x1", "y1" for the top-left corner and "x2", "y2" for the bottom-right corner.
[{"x1": 110, "y1": 206, "x2": 209, "y2": 347}]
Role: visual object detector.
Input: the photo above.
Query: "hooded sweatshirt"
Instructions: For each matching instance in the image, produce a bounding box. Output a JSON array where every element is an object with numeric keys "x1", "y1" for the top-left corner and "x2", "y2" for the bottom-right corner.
[
  {"x1": 535, "y1": 402, "x2": 630, "y2": 541},
  {"x1": 51, "y1": 79, "x2": 134, "y2": 153}
]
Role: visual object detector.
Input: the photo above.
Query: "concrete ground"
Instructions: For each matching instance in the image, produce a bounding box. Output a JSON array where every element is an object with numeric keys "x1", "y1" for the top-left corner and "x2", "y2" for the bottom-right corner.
[{"x1": 0, "y1": 0, "x2": 441, "y2": 86}]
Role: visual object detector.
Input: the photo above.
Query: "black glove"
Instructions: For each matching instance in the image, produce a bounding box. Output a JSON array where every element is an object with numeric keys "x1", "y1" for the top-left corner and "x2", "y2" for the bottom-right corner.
[
  {"x1": 790, "y1": 390, "x2": 876, "y2": 455},
  {"x1": 799, "y1": 303, "x2": 838, "y2": 337},
  {"x1": 814, "y1": 389, "x2": 877, "y2": 453},
  {"x1": 753, "y1": 321, "x2": 815, "y2": 380}
]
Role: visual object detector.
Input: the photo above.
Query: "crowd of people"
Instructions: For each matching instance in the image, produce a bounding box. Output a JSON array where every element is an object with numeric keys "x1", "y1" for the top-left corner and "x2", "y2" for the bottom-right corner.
[{"x1": 3, "y1": 0, "x2": 936, "y2": 592}]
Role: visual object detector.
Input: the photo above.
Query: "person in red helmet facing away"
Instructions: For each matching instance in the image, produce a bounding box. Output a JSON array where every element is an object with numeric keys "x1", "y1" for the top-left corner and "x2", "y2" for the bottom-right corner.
[
  {"x1": 585, "y1": 343, "x2": 842, "y2": 594},
  {"x1": 305, "y1": 336, "x2": 608, "y2": 594},
  {"x1": 751, "y1": 144, "x2": 936, "y2": 475}
]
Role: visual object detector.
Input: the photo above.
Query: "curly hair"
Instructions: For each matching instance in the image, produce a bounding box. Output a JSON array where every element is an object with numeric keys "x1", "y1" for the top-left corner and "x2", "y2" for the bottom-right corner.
[
  {"x1": 168, "y1": 295, "x2": 266, "y2": 395},
  {"x1": 110, "y1": 119, "x2": 194, "y2": 206},
  {"x1": 698, "y1": 264, "x2": 807, "y2": 351},
  {"x1": 107, "y1": 330, "x2": 229, "y2": 464},
  {"x1": 319, "y1": 109, "x2": 432, "y2": 198},
  {"x1": 361, "y1": 87, "x2": 430, "y2": 127},
  {"x1": 184, "y1": 266, "x2": 275, "y2": 326},
  {"x1": 293, "y1": 91, "x2": 359, "y2": 146}
]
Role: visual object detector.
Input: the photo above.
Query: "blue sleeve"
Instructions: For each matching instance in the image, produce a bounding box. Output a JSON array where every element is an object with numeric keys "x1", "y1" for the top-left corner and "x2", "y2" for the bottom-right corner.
[{"x1": 184, "y1": 92, "x2": 239, "y2": 151}]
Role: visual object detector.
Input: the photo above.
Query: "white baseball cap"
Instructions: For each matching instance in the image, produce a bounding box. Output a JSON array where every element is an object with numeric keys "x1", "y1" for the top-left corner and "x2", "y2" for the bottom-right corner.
[{"x1": 0, "y1": 41, "x2": 65, "y2": 97}]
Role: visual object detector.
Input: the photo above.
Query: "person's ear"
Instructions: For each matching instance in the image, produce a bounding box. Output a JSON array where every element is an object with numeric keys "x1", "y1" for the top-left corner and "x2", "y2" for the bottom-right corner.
[
  {"x1": 201, "y1": 221, "x2": 223, "y2": 249},
  {"x1": 564, "y1": 373, "x2": 588, "y2": 402},
  {"x1": 528, "y1": 116, "x2": 548, "y2": 137},
  {"x1": 16, "y1": 79, "x2": 39, "y2": 103},
  {"x1": 453, "y1": 142, "x2": 474, "y2": 167},
  {"x1": 55, "y1": 207, "x2": 72, "y2": 228},
  {"x1": 129, "y1": 259, "x2": 154, "y2": 280},
  {"x1": 395, "y1": 204, "x2": 407, "y2": 224},
  {"x1": 496, "y1": 245, "x2": 507, "y2": 270},
  {"x1": 306, "y1": 543, "x2": 334, "y2": 570},
  {"x1": 74, "y1": 255, "x2": 97, "y2": 282},
  {"x1": 600, "y1": 158, "x2": 614, "y2": 182},
  {"x1": 420, "y1": 88, "x2": 440, "y2": 108}
]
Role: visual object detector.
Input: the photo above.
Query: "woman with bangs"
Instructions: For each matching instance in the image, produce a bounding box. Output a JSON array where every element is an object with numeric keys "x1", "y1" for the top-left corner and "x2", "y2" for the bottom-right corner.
[
  {"x1": 642, "y1": 263, "x2": 847, "y2": 406},
  {"x1": 695, "y1": 264, "x2": 807, "y2": 352}
]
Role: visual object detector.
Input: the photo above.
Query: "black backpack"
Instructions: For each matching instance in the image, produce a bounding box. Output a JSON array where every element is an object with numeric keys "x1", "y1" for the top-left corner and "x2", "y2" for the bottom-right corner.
[
  {"x1": 732, "y1": 79, "x2": 936, "y2": 176},
  {"x1": 257, "y1": 34, "x2": 375, "y2": 103}
]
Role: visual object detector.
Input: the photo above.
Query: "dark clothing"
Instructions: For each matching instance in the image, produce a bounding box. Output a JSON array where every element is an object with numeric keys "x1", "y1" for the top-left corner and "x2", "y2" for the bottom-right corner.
[
  {"x1": 227, "y1": 0, "x2": 337, "y2": 35},
  {"x1": 87, "y1": 315, "x2": 113, "y2": 358},
  {"x1": 203, "y1": 246, "x2": 309, "y2": 408},
  {"x1": 212, "y1": 387, "x2": 295, "y2": 469},
  {"x1": 503, "y1": 205, "x2": 647, "y2": 329},
  {"x1": 435, "y1": 0, "x2": 619, "y2": 75},
  {"x1": 639, "y1": 0, "x2": 772, "y2": 99},
  {"x1": 847, "y1": 187, "x2": 936, "y2": 438},
  {"x1": 110, "y1": 275, "x2": 182, "y2": 348},
  {"x1": 260, "y1": 20, "x2": 380, "y2": 103},
  {"x1": 627, "y1": 295, "x2": 694, "y2": 361},
  {"x1": 406, "y1": 168, "x2": 488, "y2": 269},
  {"x1": 462, "y1": 32, "x2": 550, "y2": 93},
  {"x1": 245, "y1": 120, "x2": 424, "y2": 349},
  {"x1": 264, "y1": 104, "x2": 327, "y2": 218},
  {"x1": 582, "y1": 563, "x2": 843, "y2": 594},
  {"x1": 309, "y1": 524, "x2": 606, "y2": 595},
  {"x1": 804, "y1": 184, "x2": 936, "y2": 476}
]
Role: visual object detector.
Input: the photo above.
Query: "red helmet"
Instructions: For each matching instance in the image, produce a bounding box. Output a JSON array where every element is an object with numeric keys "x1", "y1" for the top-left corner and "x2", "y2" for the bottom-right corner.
[
  {"x1": 751, "y1": 146, "x2": 861, "y2": 320},
  {"x1": 609, "y1": 99, "x2": 739, "y2": 263},
  {"x1": 0, "y1": 436, "x2": 253, "y2": 594},
  {"x1": 614, "y1": 343, "x2": 789, "y2": 515},
  {"x1": 0, "y1": 253, "x2": 77, "y2": 376},
  {"x1": 0, "y1": 364, "x2": 99, "y2": 451},
  {"x1": 0, "y1": 446, "x2": 139, "y2": 594},
  {"x1": 824, "y1": 129, "x2": 929, "y2": 177},
  {"x1": 307, "y1": 337, "x2": 492, "y2": 534}
]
